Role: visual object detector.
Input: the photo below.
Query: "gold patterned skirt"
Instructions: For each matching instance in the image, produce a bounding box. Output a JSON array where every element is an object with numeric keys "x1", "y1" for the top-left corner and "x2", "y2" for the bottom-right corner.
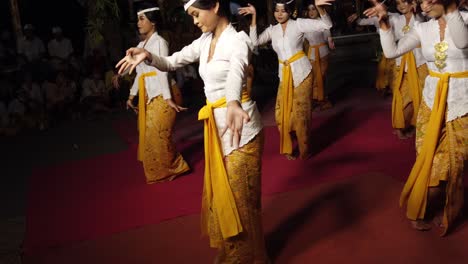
[
  {"x1": 275, "y1": 72, "x2": 313, "y2": 159},
  {"x1": 415, "y1": 102, "x2": 468, "y2": 234},
  {"x1": 208, "y1": 132, "x2": 268, "y2": 263},
  {"x1": 142, "y1": 93, "x2": 190, "y2": 183},
  {"x1": 376, "y1": 56, "x2": 396, "y2": 91},
  {"x1": 392, "y1": 64, "x2": 428, "y2": 128},
  {"x1": 310, "y1": 55, "x2": 329, "y2": 102}
]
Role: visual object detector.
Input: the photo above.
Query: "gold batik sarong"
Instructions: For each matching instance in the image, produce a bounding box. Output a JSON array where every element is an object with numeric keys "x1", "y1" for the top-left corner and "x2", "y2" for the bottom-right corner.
[
  {"x1": 413, "y1": 102, "x2": 468, "y2": 235},
  {"x1": 400, "y1": 70, "x2": 468, "y2": 235},
  {"x1": 208, "y1": 132, "x2": 268, "y2": 263},
  {"x1": 275, "y1": 72, "x2": 313, "y2": 159},
  {"x1": 391, "y1": 56, "x2": 428, "y2": 129},
  {"x1": 141, "y1": 84, "x2": 190, "y2": 183},
  {"x1": 376, "y1": 56, "x2": 396, "y2": 91}
]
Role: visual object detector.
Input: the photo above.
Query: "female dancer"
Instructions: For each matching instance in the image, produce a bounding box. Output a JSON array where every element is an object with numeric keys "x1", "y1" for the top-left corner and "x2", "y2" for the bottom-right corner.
[
  {"x1": 123, "y1": 3, "x2": 190, "y2": 183},
  {"x1": 239, "y1": 0, "x2": 334, "y2": 160},
  {"x1": 387, "y1": 0, "x2": 429, "y2": 139},
  {"x1": 303, "y1": 1, "x2": 335, "y2": 111},
  {"x1": 117, "y1": 0, "x2": 267, "y2": 262},
  {"x1": 365, "y1": 0, "x2": 468, "y2": 233},
  {"x1": 347, "y1": 12, "x2": 396, "y2": 96}
]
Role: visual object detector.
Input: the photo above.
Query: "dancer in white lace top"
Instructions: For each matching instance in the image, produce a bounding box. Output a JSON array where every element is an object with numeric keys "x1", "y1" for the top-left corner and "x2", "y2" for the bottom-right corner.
[
  {"x1": 365, "y1": 0, "x2": 468, "y2": 234},
  {"x1": 239, "y1": 0, "x2": 334, "y2": 160}
]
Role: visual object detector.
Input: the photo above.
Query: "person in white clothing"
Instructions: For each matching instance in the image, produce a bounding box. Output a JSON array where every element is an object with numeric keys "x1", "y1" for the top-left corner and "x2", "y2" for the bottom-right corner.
[
  {"x1": 348, "y1": 11, "x2": 398, "y2": 95},
  {"x1": 17, "y1": 24, "x2": 45, "y2": 63},
  {"x1": 118, "y1": 2, "x2": 190, "y2": 183},
  {"x1": 48, "y1": 26, "x2": 74, "y2": 71},
  {"x1": 117, "y1": 0, "x2": 267, "y2": 262},
  {"x1": 365, "y1": 0, "x2": 468, "y2": 234},
  {"x1": 239, "y1": 0, "x2": 334, "y2": 160},
  {"x1": 48, "y1": 27, "x2": 74, "y2": 60},
  {"x1": 304, "y1": 1, "x2": 335, "y2": 111},
  {"x1": 385, "y1": 0, "x2": 429, "y2": 140}
]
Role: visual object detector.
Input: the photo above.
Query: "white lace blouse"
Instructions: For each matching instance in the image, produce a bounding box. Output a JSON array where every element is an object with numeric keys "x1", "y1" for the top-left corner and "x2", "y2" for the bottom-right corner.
[
  {"x1": 387, "y1": 14, "x2": 426, "y2": 69},
  {"x1": 249, "y1": 16, "x2": 332, "y2": 88},
  {"x1": 130, "y1": 32, "x2": 172, "y2": 101},
  {"x1": 380, "y1": 10, "x2": 468, "y2": 122},
  {"x1": 304, "y1": 28, "x2": 331, "y2": 60},
  {"x1": 148, "y1": 24, "x2": 263, "y2": 156}
]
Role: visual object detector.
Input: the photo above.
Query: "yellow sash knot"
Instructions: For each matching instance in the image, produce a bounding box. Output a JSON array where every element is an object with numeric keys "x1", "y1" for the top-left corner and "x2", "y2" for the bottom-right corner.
[
  {"x1": 400, "y1": 70, "x2": 468, "y2": 220},
  {"x1": 137, "y1": 71, "x2": 157, "y2": 161},
  {"x1": 198, "y1": 90, "x2": 250, "y2": 239},
  {"x1": 278, "y1": 50, "x2": 306, "y2": 155}
]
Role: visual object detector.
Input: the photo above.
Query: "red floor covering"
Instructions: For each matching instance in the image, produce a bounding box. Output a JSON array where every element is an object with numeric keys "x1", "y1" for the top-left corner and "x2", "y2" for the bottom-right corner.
[
  {"x1": 24, "y1": 173, "x2": 468, "y2": 264},
  {"x1": 24, "y1": 107, "x2": 448, "y2": 254}
]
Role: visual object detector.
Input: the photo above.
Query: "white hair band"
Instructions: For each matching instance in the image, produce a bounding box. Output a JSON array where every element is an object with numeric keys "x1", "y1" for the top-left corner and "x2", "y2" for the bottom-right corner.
[
  {"x1": 184, "y1": 0, "x2": 198, "y2": 11},
  {"x1": 137, "y1": 7, "x2": 160, "y2": 16},
  {"x1": 276, "y1": 0, "x2": 294, "y2": 5}
]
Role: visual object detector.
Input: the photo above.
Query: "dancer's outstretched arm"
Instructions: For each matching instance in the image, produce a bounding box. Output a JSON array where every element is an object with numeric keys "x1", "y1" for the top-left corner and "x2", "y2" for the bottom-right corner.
[{"x1": 239, "y1": 4, "x2": 272, "y2": 47}]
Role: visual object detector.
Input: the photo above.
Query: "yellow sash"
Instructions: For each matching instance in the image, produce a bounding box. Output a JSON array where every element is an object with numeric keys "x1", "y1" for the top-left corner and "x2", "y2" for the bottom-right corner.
[
  {"x1": 278, "y1": 50, "x2": 306, "y2": 155},
  {"x1": 400, "y1": 70, "x2": 468, "y2": 220},
  {"x1": 137, "y1": 71, "x2": 157, "y2": 161},
  {"x1": 392, "y1": 51, "x2": 422, "y2": 129},
  {"x1": 198, "y1": 90, "x2": 250, "y2": 239},
  {"x1": 308, "y1": 43, "x2": 327, "y2": 101}
]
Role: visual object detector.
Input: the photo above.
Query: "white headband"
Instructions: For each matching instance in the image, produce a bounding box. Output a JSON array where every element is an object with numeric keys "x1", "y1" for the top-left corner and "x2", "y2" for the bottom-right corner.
[
  {"x1": 276, "y1": 0, "x2": 294, "y2": 6},
  {"x1": 137, "y1": 7, "x2": 160, "y2": 16},
  {"x1": 184, "y1": 0, "x2": 198, "y2": 11}
]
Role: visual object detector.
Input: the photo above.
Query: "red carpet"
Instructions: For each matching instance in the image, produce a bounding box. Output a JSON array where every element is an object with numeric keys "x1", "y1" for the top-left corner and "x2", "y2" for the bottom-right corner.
[
  {"x1": 23, "y1": 173, "x2": 468, "y2": 264},
  {"x1": 25, "y1": 108, "x2": 417, "y2": 253}
]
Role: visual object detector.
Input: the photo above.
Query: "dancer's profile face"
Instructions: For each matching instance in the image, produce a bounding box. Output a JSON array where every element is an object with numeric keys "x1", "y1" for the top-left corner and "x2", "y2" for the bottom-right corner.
[
  {"x1": 274, "y1": 5, "x2": 290, "y2": 24},
  {"x1": 187, "y1": 4, "x2": 220, "y2": 33},
  {"x1": 307, "y1": 4, "x2": 319, "y2": 19},
  {"x1": 137, "y1": 14, "x2": 155, "y2": 36}
]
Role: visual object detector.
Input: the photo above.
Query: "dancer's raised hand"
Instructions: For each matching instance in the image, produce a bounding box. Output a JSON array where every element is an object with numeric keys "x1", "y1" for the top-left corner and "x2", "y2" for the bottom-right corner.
[
  {"x1": 363, "y1": 0, "x2": 388, "y2": 22},
  {"x1": 238, "y1": 3, "x2": 256, "y2": 16},
  {"x1": 315, "y1": 0, "x2": 335, "y2": 6},
  {"x1": 116, "y1": 47, "x2": 151, "y2": 75},
  {"x1": 347, "y1": 13, "x2": 359, "y2": 24}
]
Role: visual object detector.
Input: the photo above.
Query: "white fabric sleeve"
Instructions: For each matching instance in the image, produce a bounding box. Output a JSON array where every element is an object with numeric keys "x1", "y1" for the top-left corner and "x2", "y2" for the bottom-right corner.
[
  {"x1": 149, "y1": 34, "x2": 203, "y2": 71},
  {"x1": 379, "y1": 26, "x2": 421, "y2": 59},
  {"x1": 158, "y1": 38, "x2": 172, "y2": 100},
  {"x1": 356, "y1": 17, "x2": 379, "y2": 28},
  {"x1": 297, "y1": 16, "x2": 333, "y2": 33},
  {"x1": 445, "y1": 10, "x2": 468, "y2": 49},
  {"x1": 324, "y1": 29, "x2": 331, "y2": 39},
  {"x1": 225, "y1": 34, "x2": 250, "y2": 103},
  {"x1": 249, "y1": 25, "x2": 272, "y2": 47},
  {"x1": 461, "y1": 11, "x2": 468, "y2": 24}
]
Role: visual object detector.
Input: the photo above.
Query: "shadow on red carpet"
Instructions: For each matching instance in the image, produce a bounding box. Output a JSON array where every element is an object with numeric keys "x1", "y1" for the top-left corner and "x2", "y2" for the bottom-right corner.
[{"x1": 24, "y1": 108, "x2": 430, "y2": 254}]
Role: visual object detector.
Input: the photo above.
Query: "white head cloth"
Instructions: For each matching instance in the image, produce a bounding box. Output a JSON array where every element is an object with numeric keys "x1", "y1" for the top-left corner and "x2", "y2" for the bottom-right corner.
[
  {"x1": 276, "y1": 0, "x2": 294, "y2": 6},
  {"x1": 137, "y1": 7, "x2": 160, "y2": 16},
  {"x1": 184, "y1": 0, "x2": 198, "y2": 11}
]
